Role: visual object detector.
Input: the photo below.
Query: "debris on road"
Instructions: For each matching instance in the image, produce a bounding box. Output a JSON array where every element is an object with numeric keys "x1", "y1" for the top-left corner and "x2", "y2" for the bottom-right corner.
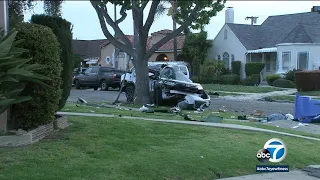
[
  {"x1": 90, "y1": 110, "x2": 95, "y2": 113},
  {"x1": 292, "y1": 123, "x2": 310, "y2": 129},
  {"x1": 253, "y1": 110, "x2": 264, "y2": 117}
]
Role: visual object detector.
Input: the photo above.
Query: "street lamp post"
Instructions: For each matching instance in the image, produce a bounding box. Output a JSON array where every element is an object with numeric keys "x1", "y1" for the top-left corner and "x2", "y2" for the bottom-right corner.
[{"x1": 0, "y1": 0, "x2": 9, "y2": 35}]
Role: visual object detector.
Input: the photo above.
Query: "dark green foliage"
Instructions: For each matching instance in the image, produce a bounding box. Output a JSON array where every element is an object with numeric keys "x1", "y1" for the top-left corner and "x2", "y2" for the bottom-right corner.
[
  {"x1": 266, "y1": 74, "x2": 281, "y2": 86},
  {"x1": 284, "y1": 69, "x2": 302, "y2": 83},
  {"x1": 73, "y1": 54, "x2": 84, "y2": 69},
  {"x1": 272, "y1": 79, "x2": 295, "y2": 88},
  {"x1": 10, "y1": 23, "x2": 61, "y2": 130},
  {"x1": 182, "y1": 31, "x2": 212, "y2": 77},
  {"x1": 231, "y1": 61, "x2": 241, "y2": 76},
  {"x1": 31, "y1": 14, "x2": 73, "y2": 110},
  {"x1": 200, "y1": 59, "x2": 225, "y2": 78},
  {"x1": 0, "y1": 29, "x2": 50, "y2": 114},
  {"x1": 220, "y1": 74, "x2": 240, "y2": 85},
  {"x1": 245, "y1": 62, "x2": 265, "y2": 77},
  {"x1": 241, "y1": 74, "x2": 260, "y2": 86},
  {"x1": 295, "y1": 70, "x2": 320, "y2": 91}
]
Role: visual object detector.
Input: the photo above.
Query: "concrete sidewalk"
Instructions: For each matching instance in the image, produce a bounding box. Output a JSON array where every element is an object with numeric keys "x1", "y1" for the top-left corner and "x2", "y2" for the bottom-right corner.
[
  {"x1": 57, "y1": 111, "x2": 320, "y2": 141},
  {"x1": 218, "y1": 170, "x2": 319, "y2": 180}
]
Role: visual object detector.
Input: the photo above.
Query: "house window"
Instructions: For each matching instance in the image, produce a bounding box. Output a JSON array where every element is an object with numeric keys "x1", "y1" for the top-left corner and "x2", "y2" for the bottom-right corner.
[
  {"x1": 231, "y1": 54, "x2": 235, "y2": 62},
  {"x1": 282, "y1": 52, "x2": 291, "y2": 71},
  {"x1": 217, "y1": 55, "x2": 221, "y2": 60},
  {"x1": 223, "y1": 52, "x2": 230, "y2": 69},
  {"x1": 297, "y1": 52, "x2": 309, "y2": 71},
  {"x1": 224, "y1": 29, "x2": 227, "y2": 40}
]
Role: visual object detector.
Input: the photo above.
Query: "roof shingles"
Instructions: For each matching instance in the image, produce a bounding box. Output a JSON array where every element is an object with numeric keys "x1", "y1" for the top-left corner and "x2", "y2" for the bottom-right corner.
[{"x1": 227, "y1": 12, "x2": 320, "y2": 50}]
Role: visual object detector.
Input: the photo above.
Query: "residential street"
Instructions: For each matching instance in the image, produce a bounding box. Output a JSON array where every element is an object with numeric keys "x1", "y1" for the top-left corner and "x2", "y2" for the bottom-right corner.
[{"x1": 67, "y1": 89, "x2": 295, "y2": 115}]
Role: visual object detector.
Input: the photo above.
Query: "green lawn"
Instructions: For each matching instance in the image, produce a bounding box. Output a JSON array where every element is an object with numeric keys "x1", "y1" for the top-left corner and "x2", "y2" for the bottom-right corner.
[
  {"x1": 202, "y1": 84, "x2": 285, "y2": 93},
  {"x1": 265, "y1": 95, "x2": 320, "y2": 103},
  {"x1": 0, "y1": 116, "x2": 319, "y2": 180},
  {"x1": 61, "y1": 103, "x2": 242, "y2": 121},
  {"x1": 61, "y1": 103, "x2": 320, "y2": 139},
  {"x1": 296, "y1": 91, "x2": 320, "y2": 97}
]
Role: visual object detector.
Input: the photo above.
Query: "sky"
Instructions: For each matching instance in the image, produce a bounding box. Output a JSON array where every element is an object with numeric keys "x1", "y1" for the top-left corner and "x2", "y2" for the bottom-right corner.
[{"x1": 24, "y1": 1, "x2": 319, "y2": 40}]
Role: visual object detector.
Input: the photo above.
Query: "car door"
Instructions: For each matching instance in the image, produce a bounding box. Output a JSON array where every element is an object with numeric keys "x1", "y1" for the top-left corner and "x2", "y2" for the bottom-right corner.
[
  {"x1": 87, "y1": 67, "x2": 99, "y2": 86},
  {"x1": 80, "y1": 67, "x2": 92, "y2": 85}
]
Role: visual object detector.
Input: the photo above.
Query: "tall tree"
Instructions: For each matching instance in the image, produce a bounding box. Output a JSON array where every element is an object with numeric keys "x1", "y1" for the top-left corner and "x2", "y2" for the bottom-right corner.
[
  {"x1": 43, "y1": 0, "x2": 63, "y2": 17},
  {"x1": 91, "y1": 0, "x2": 225, "y2": 104}
]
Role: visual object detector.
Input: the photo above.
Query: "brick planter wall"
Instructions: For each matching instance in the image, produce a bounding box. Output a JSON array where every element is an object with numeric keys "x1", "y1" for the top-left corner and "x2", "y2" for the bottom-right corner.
[{"x1": 0, "y1": 115, "x2": 69, "y2": 147}]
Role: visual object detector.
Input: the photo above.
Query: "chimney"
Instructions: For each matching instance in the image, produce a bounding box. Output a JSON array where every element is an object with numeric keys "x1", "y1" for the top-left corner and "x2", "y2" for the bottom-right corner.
[{"x1": 225, "y1": 7, "x2": 234, "y2": 24}]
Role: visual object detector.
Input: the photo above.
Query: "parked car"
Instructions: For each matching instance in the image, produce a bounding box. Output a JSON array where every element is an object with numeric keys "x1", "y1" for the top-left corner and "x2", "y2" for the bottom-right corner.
[
  {"x1": 72, "y1": 68, "x2": 87, "y2": 87},
  {"x1": 73, "y1": 66, "x2": 125, "y2": 90},
  {"x1": 121, "y1": 65, "x2": 210, "y2": 108}
]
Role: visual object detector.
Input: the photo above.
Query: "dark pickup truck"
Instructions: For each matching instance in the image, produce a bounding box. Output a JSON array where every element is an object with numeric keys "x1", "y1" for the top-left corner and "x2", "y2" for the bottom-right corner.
[{"x1": 73, "y1": 66, "x2": 125, "y2": 91}]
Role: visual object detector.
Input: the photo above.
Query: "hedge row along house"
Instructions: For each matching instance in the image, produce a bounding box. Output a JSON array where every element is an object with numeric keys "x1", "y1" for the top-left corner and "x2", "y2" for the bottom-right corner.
[
  {"x1": 209, "y1": 6, "x2": 320, "y2": 80},
  {"x1": 72, "y1": 30, "x2": 186, "y2": 71}
]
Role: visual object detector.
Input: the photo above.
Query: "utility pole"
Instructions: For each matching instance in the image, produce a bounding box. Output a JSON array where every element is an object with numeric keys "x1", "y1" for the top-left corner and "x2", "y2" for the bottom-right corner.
[
  {"x1": 114, "y1": 3, "x2": 118, "y2": 69},
  {"x1": 171, "y1": 0, "x2": 177, "y2": 61},
  {"x1": 245, "y1": 16, "x2": 258, "y2": 25},
  {"x1": 0, "y1": 0, "x2": 9, "y2": 131}
]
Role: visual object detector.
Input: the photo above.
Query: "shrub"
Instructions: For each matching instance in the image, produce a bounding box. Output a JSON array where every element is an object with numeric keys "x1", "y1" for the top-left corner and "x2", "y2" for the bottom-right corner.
[
  {"x1": 0, "y1": 29, "x2": 50, "y2": 114},
  {"x1": 31, "y1": 14, "x2": 73, "y2": 110},
  {"x1": 200, "y1": 59, "x2": 225, "y2": 78},
  {"x1": 296, "y1": 70, "x2": 320, "y2": 91},
  {"x1": 231, "y1": 61, "x2": 241, "y2": 76},
  {"x1": 11, "y1": 23, "x2": 62, "y2": 130},
  {"x1": 221, "y1": 74, "x2": 240, "y2": 85},
  {"x1": 266, "y1": 74, "x2": 281, "y2": 86},
  {"x1": 283, "y1": 69, "x2": 302, "y2": 83},
  {"x1": 273, "y1": 79, "x2": 295, "y2": 88},
  {"x1": 245, "y1": 62, "x2": 265, "y2": 77},
  {"x1": 241, "y1": 74, "x2": 260, "y2": 86}
]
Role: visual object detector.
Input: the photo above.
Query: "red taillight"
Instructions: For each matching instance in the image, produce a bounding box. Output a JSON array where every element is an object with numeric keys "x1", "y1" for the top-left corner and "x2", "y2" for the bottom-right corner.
[{"x1": 113, "y1": 74, "x2": 116, "y2": 80}]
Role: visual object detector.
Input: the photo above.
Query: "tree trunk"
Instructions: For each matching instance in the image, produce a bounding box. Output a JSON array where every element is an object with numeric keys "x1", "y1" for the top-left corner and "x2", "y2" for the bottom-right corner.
[
  {"x1": 133, "y1": 51, "x2": 151, "y2": 104},
  {"x1": 172, "y1": 2, "x2": 177, "y2": 61}
]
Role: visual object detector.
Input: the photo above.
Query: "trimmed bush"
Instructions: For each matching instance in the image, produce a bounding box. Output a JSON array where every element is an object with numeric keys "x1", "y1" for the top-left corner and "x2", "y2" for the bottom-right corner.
[
  {"x1": 284, "y1": 69, "x2": 302, "y2": 83},
  {"x1": 296, "y1": 70, "x2": 320, "y2": 91},
  {"x1": 266, "y1": 74, "x2": 281, "y2": 86},
  {"x1": 241, "y1": 74, "x2": 260, "y2": 86},
  {"x1": 11, "y1": 23, "x2": 62, "y2": 130},
  {"x1": 273, "y1": 79, "x2": 295, "y2": 88},
  {"x1": 31, "y1": 14, "x2": 73, "y2": 110},
  {"x1": 221, "y1": 74, "x2": 240, "y2": 85},
  {"x1": 245, "y1": 62, "x2": 265, "y2": 77},
  {"x1": 231, "y1": 61, "x2": 241, "y2": 76}
]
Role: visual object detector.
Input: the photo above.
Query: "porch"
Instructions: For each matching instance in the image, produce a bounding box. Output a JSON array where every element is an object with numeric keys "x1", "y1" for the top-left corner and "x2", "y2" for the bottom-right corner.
[{"x1": 246, "y1": 47, "x2": 277, "y2": 80}]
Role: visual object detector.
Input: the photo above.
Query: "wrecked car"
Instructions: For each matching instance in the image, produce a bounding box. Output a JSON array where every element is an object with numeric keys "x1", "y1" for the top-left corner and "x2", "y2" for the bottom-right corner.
[{"x1": 121, "y1": 65, "x2": 210, "y2": 109}]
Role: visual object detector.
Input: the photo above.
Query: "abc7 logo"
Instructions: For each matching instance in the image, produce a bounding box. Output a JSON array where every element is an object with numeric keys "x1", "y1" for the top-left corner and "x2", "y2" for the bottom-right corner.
[{"x1": 256, "y1": 138, "x2": 287, "y2": 163}]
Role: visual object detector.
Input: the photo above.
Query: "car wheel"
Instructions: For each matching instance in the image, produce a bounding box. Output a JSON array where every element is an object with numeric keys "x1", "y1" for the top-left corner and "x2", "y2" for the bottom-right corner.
[
  {"x1": 75, "y1": 80, "x2": 81, "y2": 89},
  {"x1": 155, "y1": 88, "x2": 163, "y2": 106},
  {"x1": 125, "y1": 85, "x2": 135, "y2": 103},
  {"x1": 100, "y1": 80, "x2": 109, "y2": 91}
]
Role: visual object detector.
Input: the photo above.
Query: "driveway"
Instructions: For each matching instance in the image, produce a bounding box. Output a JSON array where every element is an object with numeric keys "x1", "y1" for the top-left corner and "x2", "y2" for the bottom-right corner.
[{"x1": 67, "y1": 89, "x2": 295, "y2": 115}]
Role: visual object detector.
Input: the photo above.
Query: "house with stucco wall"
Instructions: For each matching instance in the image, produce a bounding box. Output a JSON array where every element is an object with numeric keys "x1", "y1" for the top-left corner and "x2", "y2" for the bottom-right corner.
[
  {"x1": 98, "y1": 29, "x2": 186, "y2": 70},
  {"x1": 209, "y1": 6, "x2": 320, "y2": 80}
]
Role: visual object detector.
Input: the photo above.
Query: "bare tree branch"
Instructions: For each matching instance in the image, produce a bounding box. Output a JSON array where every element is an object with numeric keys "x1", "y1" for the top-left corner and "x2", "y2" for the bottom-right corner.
[
  {"x1": 143, "y1": 0, "x2": 160, "y2": 32},
  {"x1": 115, "y1": 6, "x2": 127, "y2": 24},
  {"x1": 145, "y1": 3, "x2": 201, "y2": 60},
  {"x1": 141, "y1": 0, "x2": 149, "y2": 10},
  {"x1": 91, "y1": 1, "x2": 133, "y2": 56},
  {"x1": 98, "y1": 4, "x2": 132, "y2": 48}
]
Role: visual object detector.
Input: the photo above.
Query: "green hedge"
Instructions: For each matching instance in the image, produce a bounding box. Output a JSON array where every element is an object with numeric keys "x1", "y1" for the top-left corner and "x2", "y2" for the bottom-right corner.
[
  {"x1": 284, "y1": 69, "x2": 301, "y2": 83},
  {"x1": 231, "y1": 61, "x2": 241, "y2": 76},
  {"x1": 295, "y1": 70, "x2": 320, "y2": 91},
  {"x1": 11, "y1": 23, "x2": 62, "y2": 130},
  {"x1": 273, "y1": 79, "x2": 295, "y2": 88},
  {"x1": 266, "y1": 74, "x2": 281, "y2": 86},
  {"x1": 220, "y1": 74, "x2": 240, "y2": 85},
  {"x1": 245, "y1": 62, "x2": 265, "y2": 77},
  {"x1": 31, "y1": 14, "x2": 73, "y2": 110},
  {"x1": 241, "y1": 74, "x2": 260, "y2": 86}
]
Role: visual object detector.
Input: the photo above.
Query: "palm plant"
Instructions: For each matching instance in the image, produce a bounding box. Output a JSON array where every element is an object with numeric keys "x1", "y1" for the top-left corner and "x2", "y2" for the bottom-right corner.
[{"x1": 0, "y1": 29, "x2": 50, "y2": 114}]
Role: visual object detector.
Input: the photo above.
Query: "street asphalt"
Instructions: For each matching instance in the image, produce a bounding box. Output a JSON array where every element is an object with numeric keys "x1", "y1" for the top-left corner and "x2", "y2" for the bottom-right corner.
[{"x1": 67, "y1": 88, "x2": 295, "y2": 116}]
